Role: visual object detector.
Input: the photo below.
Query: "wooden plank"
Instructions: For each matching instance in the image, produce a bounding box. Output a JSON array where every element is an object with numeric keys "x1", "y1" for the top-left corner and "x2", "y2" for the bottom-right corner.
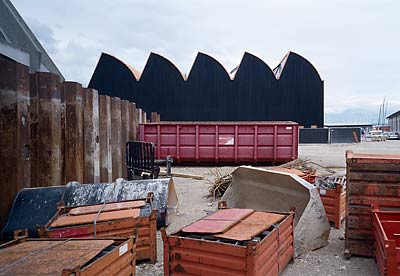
[
  {"x1": 0, "y1": 56, "x2": 30, "y2": 228},
  {"x1": 98, "y1": 95, "x2": 112, "y2": 182}
]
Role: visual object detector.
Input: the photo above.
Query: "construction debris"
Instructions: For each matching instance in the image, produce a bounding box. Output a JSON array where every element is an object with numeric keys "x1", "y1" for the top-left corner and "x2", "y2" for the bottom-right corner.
[
  {"x1": 160, "y1": 170, "x2": 204, "y2": 180},
  {"x1": 206, "y1": 168, "x2": 234, "y2": 200},
  {"x1": 314, "y1": 175, "x2": 346, "y2": 189}
]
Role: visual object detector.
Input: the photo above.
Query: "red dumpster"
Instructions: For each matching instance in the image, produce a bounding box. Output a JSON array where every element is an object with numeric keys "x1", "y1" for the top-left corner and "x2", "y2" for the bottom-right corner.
[{"x1": 139, "y1": 121, "x2": 298, "y2": 164}]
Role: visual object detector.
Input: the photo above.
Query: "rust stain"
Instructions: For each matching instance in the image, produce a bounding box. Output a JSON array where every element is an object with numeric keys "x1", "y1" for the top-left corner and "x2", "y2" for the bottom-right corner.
[
  {"x1": 182, "y1": 219, "x2": 238, "y2": 234},
  {"x1": 214, "y1": 212, "x2": 285, "y2": 241},
  {"x1": 182, "y1": 209, "x2": 253, "y2": 234},
  {"x1": 0, "y1": 240, "x2": 114, "y2": 275},
  {"x1": 203, "y1": 208, "x2": 253, "y2": 221},
  {"x1": 51, "y1": 209, "x2": 140, "y2": 228},
  {"x1": 68, "y1": 200, "x2": 146, "y2": 215}
]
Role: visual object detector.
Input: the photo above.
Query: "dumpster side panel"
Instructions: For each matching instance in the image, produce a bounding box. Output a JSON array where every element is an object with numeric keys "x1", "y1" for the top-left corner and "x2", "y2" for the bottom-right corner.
[{"x1": 139, "y1": 122, "x2": 298, "y2": 164}]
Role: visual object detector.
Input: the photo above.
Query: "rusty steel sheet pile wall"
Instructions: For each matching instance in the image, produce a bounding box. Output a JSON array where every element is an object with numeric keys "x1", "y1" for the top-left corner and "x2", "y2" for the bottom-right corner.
[
  {"x1": 162, "y1": 209, "x2": 294, "y2": 276},
  {"x1": 0, "y1": 54, "x2": 144, "y2": 229},
  {"x1": 83, "y1": 88, "x2": 100, "y2": 183},
  {"x1": 30, "y1": 72, "x2": 62, "y2": 187},
  {"x1": 345, "y1": 151, "x2": 400, "y2": 258},
  {"x1": 0, "y1": 238, "x2": 136, "y2": 275},
  {"x1": 0, "y1": 54, "x2": 30, "y2": 232},
  {"x1": 88, "y1": 51, "x2": 324, "y2": 128},
  {"x1": 140, "y1": 121, "x2": 298, "y2": 164}
]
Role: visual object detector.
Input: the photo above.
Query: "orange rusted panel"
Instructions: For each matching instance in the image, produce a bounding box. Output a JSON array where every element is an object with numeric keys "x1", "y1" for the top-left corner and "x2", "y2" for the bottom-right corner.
[
  {"x1": 204, "y1": 208, "x2": 254, "y2": 221},
  {"x1": 39, "y1": 199, "x2": 157, "y2": 263},
  {"x1": 163, "y1": 209, "x2": 294, "y2": 276},
  {"x1": 69, "y1": 200, "x2": 146, "y2": 215},
  {"x1": 373, "y1": 208, "x2": 400, "y2": 276},
  {"x1": 318, "y1": 185, "x2": 346, "y2": 229},
  {"x1": 214, "y1": 212, "x2": 285, "y2": 241},
  {"x1": 51, "y1": 209, "x2": 140, "y2": 228},
  {"x1": 182, "y1": 208, "x2": 254, "y2": 234},
  {"x1": 182, "y1": 219, "x2": 238, "y2": 234},
  {"x1": 0, "y1": 238, "x2": 135, "y2": 276},
  {"x1": 345, "y1": 150, "x2": 400, "y2": 258}
]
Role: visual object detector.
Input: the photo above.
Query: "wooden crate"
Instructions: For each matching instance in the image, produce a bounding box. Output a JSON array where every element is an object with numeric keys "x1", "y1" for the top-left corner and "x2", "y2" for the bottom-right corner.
[
  {"x1": 345, "y1": 150, "x2": 400, "y2": 258},
  {"x1": 162, "y1": 207, "x2": 294, "y2": 276},
  {"x1": 38, "y1": 197, "x2": 157, "y2": 263},
  {"x1": 318, "y1": 184, "x2": 346, "y2": 229},
  {"x1": 373, "y1": 208, "x2": 400, "y2": 276},
  {"x1": 0, "y1": 237, "x2": 135, "y2": 275}
]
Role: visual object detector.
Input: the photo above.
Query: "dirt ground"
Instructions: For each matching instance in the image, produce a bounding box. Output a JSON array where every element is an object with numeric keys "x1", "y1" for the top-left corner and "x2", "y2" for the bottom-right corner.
[{"x1": 137, "y1": 140, "x2": 400, "y2": 275}]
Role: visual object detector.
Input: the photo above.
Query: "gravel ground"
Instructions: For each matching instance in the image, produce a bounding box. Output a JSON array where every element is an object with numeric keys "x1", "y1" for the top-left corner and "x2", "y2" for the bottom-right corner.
[{"x1": 137, "y1": 140, "x2": 400, "y2": 275}]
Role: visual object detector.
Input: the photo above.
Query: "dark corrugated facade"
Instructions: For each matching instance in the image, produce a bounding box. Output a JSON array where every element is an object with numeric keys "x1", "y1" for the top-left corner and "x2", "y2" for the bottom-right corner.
[{"x1": 88, "y1": 51, "x2": 324, "y2": 127}]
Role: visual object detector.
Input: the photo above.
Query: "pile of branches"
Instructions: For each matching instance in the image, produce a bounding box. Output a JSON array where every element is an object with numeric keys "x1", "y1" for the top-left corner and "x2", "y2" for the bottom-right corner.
[{"x1": 206, "y1": 168, "x2": 233, "y2": 200}]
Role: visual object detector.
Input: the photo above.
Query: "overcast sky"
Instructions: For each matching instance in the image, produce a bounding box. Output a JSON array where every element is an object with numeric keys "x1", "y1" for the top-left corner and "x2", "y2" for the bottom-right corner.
[{"x1": 12, "y1": 0, "x2": 400, "y2": 123}]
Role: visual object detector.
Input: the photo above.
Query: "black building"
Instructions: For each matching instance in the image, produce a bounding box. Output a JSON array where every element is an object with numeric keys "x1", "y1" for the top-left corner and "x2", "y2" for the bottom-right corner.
[{"x1": 88, "y1": 51, "x2": 323, "y2": 127}]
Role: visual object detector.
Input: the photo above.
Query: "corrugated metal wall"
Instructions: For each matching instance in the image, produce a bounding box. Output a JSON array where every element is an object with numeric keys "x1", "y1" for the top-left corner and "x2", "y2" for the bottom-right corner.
[
  {"x1": 0, "y1": 54, "x2": 149, "y2": 229},
  {"x1": 88, "y1": 51, "x2": 324, "y2": 128}
]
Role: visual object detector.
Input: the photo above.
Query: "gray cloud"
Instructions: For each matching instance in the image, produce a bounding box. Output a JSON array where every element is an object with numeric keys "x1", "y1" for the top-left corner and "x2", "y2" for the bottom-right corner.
[{"x1": 11, "y1": 0, "x2": 400, "y2": 122}]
